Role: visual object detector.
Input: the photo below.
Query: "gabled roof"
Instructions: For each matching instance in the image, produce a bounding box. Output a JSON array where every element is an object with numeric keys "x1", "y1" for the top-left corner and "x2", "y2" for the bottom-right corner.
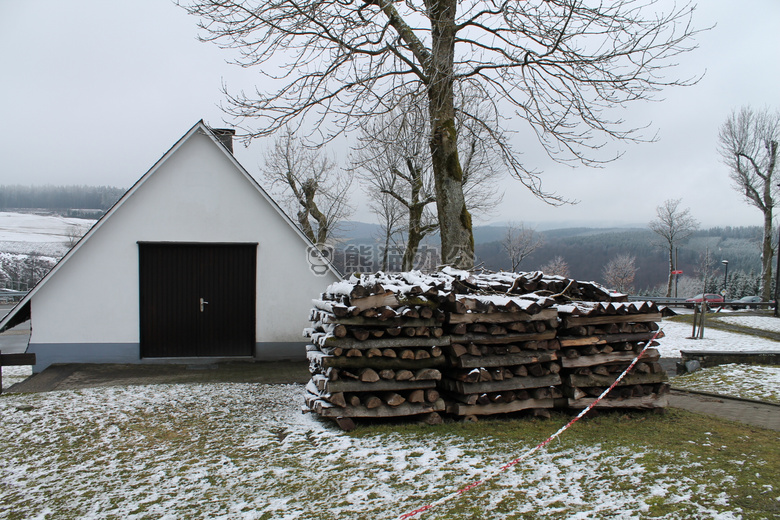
[{"x1": 0, "y1": 120, "x2": 341, "y2": 333}]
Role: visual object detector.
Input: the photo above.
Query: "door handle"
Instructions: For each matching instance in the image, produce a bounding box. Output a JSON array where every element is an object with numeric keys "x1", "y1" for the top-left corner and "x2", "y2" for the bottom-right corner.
[{"x1": 200, "y1": 298, "x2": 209, "y2": 312}]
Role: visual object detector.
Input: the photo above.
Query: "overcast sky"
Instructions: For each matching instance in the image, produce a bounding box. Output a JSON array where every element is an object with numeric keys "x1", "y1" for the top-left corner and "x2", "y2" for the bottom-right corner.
[{"x1": 1, "y1": 0, "x2": 778, "y2": 229}]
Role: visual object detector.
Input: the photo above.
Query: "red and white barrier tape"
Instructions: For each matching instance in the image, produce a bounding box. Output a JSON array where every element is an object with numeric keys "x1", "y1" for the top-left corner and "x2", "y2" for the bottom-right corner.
[{"x1": 396, "y1": 328, "x2": 664, "y2": 520}]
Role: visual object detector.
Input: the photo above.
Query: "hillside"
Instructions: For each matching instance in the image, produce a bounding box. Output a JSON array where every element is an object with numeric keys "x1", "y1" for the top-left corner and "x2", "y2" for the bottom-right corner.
[{"x1": 334, "y1": 222, "x2": 763, "y2": 293}]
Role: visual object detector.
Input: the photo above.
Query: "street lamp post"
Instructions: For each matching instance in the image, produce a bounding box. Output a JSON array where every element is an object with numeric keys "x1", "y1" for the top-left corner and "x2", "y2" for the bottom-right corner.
[{"x1": 721, "y1": 260, "x2": 729, "y2": 303}]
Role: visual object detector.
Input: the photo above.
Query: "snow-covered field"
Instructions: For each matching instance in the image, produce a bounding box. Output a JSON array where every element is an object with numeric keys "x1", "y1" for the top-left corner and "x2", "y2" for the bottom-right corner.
[
  {"x1": 0, "y1": 211, "x2": 95, "y2": 258},
  {"x1": 0, "y1": 212, "x2": 94, "y2": 243},
  {"x1": 2, "y1": 382, "x2": 774, "y2": 519}
]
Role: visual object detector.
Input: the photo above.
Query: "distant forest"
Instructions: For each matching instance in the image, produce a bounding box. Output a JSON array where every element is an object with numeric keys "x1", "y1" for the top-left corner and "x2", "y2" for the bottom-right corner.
[
  {"x1": 0, "y1": 185, "x2": 125, "y2": 216},
  {"x1": 475, "y1": 225, "x2": 763, "y2": 294},
  {"x1": 334, "y1": 223, "x2": 765, "y2": 297}
]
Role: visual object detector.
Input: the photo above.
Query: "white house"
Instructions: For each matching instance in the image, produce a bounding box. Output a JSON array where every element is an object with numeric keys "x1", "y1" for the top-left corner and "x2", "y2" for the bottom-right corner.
[{"x1": 0, "y1": 121, "x2": 340, "y2": 372}]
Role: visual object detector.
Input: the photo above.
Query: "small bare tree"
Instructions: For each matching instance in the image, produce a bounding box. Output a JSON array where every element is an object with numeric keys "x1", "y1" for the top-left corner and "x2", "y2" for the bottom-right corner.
[
  {"x1": 718, "y1": 106, "x2": 780, "y2": 301},
  {"x1": 263, "y1": 129, "x2": 353, "y2": 245},
  {"x1": 603, "y1": 254, "x2": 637, "y2": 294},
  {"x1": 541, "y1": 256, "x2": 569, "y2": 278},
  {"x1": 502, "y1": 222, "x2": 544, "y2": 272},
  {"x1": 353, "y1": 88, "x2": 503, "y2": 270},
  {"x1": 649, "y1": 199, "x2": 699, "y2": 297},
  {"x1": 65, "y1": 224, "x2": 87, "y2": 248},
  {"x1": 370, "y1": 191, "x2": 405, "y2": 272}
]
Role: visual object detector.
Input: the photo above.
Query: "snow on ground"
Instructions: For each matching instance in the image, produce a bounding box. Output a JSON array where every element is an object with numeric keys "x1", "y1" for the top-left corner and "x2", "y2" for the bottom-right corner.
[
  {"x1": 0, "y1": 383, "x2": 758, "y2": 519},
  {"x1": 0, "y1": 212, "x2": 95, "y2": 243},
  {"x1": 0, "y1": 365, "x2": 32, "y2": 389},
  {"x1": 673, "y1": 364, "x2": 780, "y2": 403},
  {"x1": 656, "y1": 319, "x2": 780, "y2": 358},
  {"x1": 717, "y1": 315, "x2": 780, "y2": 333}
]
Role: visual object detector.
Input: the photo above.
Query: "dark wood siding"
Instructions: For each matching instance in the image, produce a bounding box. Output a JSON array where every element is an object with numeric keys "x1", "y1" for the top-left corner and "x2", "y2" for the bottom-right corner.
[{"x1": 139, "y1": 243, "x2": 256, "y2": 358}]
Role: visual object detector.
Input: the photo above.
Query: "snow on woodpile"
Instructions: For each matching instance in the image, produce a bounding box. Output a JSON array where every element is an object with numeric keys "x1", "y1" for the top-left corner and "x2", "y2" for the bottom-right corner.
[{"x1": 304, "y1": 269, "x2": 666, "y2": 429}]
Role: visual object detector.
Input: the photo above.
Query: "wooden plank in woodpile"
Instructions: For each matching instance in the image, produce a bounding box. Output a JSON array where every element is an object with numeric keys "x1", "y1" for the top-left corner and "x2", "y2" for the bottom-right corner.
[
  {"x1": 566, "y1": 394, "x2": 668, "y2": 410},
  {"x1": 449, "y1": 350, "x2": 558, "y2": 369},
  {"x1": 558, "y1": 331, "x2": 664, "y2": 348},
  {"x1": 446, "y1": 308, "x2": 557, "y2": 325},
  {"x1": 439, "y1": 373, "x2": 561, "y2": 395},
  {"x1": 309, "y1": 397, "x2": 446, "y2": 418},
  {"x1": 560, "y1": 348, "x2": 660, "y2": 368},
  {"x1": 446, "y1": 398, "x2": 555, "y2": 416},
  {"x1": 319, "y1": 378, "x2": 437, "y2": 393},
  {"x1": 316, "y1": 335, "x2": 451, "y2": 350},
  {"x1": 344, "y1": 291, "x2": 400, "y2": 311},
  {"x1": 307, "y1": 351, "x2": 448, "y2": 370},
  {"x1": 450, "y1": 329, "x2": 556, "y2": 345},
  {"x1": 561, "y1": 313, "x2": 662, "y2": 328},
  {"x1": 565, "y1": 371, "x2": 668, "y2": 388}
]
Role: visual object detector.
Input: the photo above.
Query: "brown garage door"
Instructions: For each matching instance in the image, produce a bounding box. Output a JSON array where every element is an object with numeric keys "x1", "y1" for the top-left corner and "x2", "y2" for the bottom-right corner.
[{"x1": 139, "y1": 243, "x2": 256, "y2": 358}]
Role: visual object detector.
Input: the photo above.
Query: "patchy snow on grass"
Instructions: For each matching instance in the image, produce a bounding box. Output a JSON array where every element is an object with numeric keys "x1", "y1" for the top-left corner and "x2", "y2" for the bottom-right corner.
[
  {"x1": 0, "y1": 382, "x2": 758, "y2": 519},
  {"x1": 659, "y1": 318, "x2": 780, "y2": 401},
  {"x1": 1, "y1": 364, "x2": 32, "y2": 389},
  {"x1": 673, "y1": 364, "x2": 780, "y2": 403},
  {"x1": 657, "y1": 319, "x2": 780, "y2": 358}
]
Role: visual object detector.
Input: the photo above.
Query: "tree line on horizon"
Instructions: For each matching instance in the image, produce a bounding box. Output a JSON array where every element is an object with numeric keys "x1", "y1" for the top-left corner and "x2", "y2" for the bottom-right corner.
[{"x1": 0, "y1": 185, "x2": 125, "y2": 214}]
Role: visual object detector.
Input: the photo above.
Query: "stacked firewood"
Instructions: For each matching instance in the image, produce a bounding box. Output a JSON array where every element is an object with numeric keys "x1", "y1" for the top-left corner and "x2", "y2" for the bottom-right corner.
[
  {"x1": 304, "y1": 272, "x2": 451, "y2": 430},
  {"x1": 439, "y1": 292, "x2": 564, "y2": 418},
  {"x1": 304, "y1": 269, "x2": 669, "y2": 428},
  {"x1": 556, "y1": 300, "x2": 669, "y2": 410}
]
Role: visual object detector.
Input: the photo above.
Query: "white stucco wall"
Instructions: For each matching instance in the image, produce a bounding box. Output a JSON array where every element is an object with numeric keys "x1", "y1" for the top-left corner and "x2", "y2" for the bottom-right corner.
[{"x1": 28, "y1": 127, "x2": 338, "y2": 355}]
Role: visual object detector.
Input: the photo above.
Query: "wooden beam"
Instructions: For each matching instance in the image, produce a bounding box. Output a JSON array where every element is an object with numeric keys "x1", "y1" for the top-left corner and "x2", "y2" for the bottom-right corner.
[
  {"x1": 447, "y1": 308, "x2": 557, "y2": 325},
  {"x1": 0, "y1": 353, "x2": 36, "y2": 366},
  {"x1": 450, "y1": 351, "x2": 558, "y2": 369},
  {"x1": 567, "y1": 394, "x2": 668, "y2": 410},
  {"x1": 439, "y1": 373, "x2": 561, "y2": 395},
  {"x1": 316, "y1": 335, "x2": 450, "y2": 350},
  {"x1": 562, "y1": 313, "x2": 662, "y2": 328},
  {"x1": 305, "y1": 393, "x2": 445, "y2": 417},
  {"x1": 560, "y1": 348, "x2": 660, "y2": 368},
  {"x1": 565, "y1": 372, "x2": 668, "y2": 388},
  {"x1": 318, "y1": 378, "x2": 437, "y2": 394},
  {"x1": 446, "y1": 398, "x2": 554, "y2": 416},
  {"x1": 307, "y1": 351, "x2": 447, "y2": 370},
  {"x1": 449, "y1": 329, "x2": 556, "y2": 345},
  {"x1": 558, "y1": 331, "x2": 661, "y2": 348}
]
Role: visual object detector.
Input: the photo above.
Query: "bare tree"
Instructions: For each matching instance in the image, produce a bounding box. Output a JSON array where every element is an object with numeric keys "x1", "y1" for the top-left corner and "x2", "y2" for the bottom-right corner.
[
  {"x1": 64, "y1": 224, "x2": 87, "y2": 249},
  {"x1": 370, "y1": 190, "x2": 406, "y2": 272},
  {"x1": 263, "y1": 129, "x2": 353, "y2": 244},
  {"x1": 603, "y1": 254, "x2": 637, "y2": 294},
  {"x1": 718, "y1": 106, "x2": 780, "y2": 301},
  {"x1": 181, "y1": 0, "x2": 702, "y2": 268},
  {"x1": 541, "y1": 256, "x2": 569, "y2": 278},
  {"x1": 353, "y1": 88, "x2": 502, "y2": 270},
  {"x1": 649, "y1": 199, "x2": 699, "y2": 297},
  {"x1": 502, "y1": 222, "x2": 543, "y2": 272}
]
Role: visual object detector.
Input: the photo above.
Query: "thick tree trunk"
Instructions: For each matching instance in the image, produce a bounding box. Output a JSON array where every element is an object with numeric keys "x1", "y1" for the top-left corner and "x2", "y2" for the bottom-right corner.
[
  {"x1": 761, "y1": 209, "x2": 774, "y2": 302},
  {"x1": 665, "y1": 247, "x2": 674, "y2": 297},
  {"x1": 427, "y1": 0, "x2": 474, "y2": 269}
]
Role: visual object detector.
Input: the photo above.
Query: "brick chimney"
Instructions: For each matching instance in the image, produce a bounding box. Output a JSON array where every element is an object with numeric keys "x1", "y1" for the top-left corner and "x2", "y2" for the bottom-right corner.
[{"x1": 210, "y1": 127, "x2": 235, "y2": 154}]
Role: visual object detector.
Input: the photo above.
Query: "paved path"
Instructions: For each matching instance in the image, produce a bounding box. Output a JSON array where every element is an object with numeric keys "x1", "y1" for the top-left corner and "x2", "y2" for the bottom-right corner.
[
  {"x1": 668, "y1": 388, "x2": 780, "y2": 431},
  {"x1": 7, "y1": 362, "x2": 311, "y2": 393}
]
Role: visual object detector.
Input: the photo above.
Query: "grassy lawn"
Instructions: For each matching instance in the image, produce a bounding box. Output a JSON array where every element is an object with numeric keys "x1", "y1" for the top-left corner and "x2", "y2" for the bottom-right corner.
[{"x1": 2, "y1": 382, "x2": 778, "y2": 519}]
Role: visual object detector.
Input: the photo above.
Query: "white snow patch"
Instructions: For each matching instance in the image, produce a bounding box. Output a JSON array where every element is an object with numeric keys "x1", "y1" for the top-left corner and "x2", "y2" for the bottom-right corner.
[{"x1": 657, "y1": 320, "x2": 780, "y2": 358}]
